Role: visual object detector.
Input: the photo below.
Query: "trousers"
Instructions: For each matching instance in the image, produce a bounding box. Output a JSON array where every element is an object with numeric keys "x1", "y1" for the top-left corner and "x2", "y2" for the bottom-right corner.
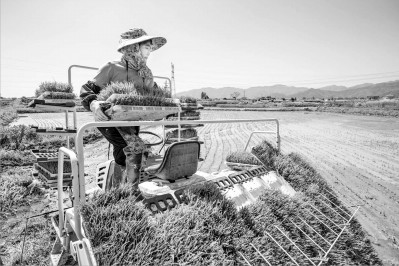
[{"x1": 97, "y1": 126, "x2": 140, "y2": 166}]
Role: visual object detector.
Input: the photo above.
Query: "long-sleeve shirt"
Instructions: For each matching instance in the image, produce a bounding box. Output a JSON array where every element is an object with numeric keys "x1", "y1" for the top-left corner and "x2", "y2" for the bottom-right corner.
[{"x1": 80, "y1": 61, "x2": 146, "y2": 111}]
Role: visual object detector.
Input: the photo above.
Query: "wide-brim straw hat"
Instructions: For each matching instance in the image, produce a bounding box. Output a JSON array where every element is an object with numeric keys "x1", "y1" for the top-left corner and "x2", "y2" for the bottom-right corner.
[{"x1": 117, "y1": 28, "x2": 167, "y2": 53}]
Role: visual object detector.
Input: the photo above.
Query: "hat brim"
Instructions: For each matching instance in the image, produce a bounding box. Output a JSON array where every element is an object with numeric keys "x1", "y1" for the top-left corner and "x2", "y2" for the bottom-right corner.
[{"x1": 117, "y1": 35, "x2": 167, "y2": 53}]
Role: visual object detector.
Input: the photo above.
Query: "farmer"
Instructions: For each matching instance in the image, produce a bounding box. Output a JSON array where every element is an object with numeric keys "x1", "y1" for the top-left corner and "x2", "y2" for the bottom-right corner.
[{"x1": 80, "y1": 28, "x2": 167, "y2": 186}]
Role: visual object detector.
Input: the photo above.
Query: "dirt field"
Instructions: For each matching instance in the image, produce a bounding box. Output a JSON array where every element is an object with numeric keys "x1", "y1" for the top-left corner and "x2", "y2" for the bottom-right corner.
[{"x1": 13, "y1": 110, "x2": 399, "y2": 264}]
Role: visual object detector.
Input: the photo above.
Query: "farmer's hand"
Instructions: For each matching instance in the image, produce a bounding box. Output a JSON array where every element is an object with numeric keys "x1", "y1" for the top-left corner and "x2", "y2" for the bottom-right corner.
[{"x1": 90, "y1": 100, "x2": 110, "y2": 121}]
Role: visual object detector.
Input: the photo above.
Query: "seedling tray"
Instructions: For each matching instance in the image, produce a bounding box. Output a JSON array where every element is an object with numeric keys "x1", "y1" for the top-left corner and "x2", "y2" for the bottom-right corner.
[
  {"x1": 165, "y1": 137, "x2": 203, "y2": 144},
  {"x1": 28, "y1": 99, "x2": 75, "y2": 108},
  {"x1": 164, "y1": 124, "x2": 204, "y2": 129},
  {"x1": 31, "y1": 149, "x2": 69, "y2": 162},
  {"x1": 225, "y1": 161, "x2": 260, "y2": 171},
  {"x1": 36, "y1": 173, "x2": 72, "y2": 188},
  {"x1": 180, "y1": 103, "x2": 198, "y2": 108},
  {"x1": 105, "y1": 105, "x2": 181, "y2": 121},
  {"x1": 34, "y1": 161, "x2": 72, "y2": 180},
  {"x1": 167, "y1": 116, "x2": 200, "y2": 121},
  {"x1": 33, "y1": 127, "x2": 77, "y2": 136}
]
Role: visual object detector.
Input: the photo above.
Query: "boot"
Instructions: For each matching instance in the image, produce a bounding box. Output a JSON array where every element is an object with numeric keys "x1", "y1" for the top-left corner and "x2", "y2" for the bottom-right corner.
[{"x1": 123, "y1": 146, "x2": 143, "y2": 187}]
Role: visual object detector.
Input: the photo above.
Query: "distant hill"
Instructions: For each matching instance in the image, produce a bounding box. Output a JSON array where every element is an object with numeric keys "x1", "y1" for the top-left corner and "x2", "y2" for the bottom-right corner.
[
  {"x1": 318, "y1": 85, "x2": 348, "y2": 92},
  {"x1": 176, "y1": 85, "x2": 309, "y2": 98},
  {"x1": 291, "y1": 80, "x2": 399, "y2": 99},
  {"x1": 176, "y1": 80, "x2": 399, "y2": 99}
]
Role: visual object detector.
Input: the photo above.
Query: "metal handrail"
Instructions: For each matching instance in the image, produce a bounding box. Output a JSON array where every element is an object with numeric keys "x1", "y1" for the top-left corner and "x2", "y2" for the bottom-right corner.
[
  {"x1": 68, "y1": 65, "x2": 99, "y2": 86},
  {"x1": 58, "y1": 147, "x2": 83, "y2": 240}
]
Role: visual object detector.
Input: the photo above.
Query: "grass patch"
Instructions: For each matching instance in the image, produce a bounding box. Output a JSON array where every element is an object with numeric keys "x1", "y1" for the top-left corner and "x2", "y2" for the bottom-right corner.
[
  {"x1": 0, "y1": 167, "x2": 44, "y2": 214},
  {"x1": 0, "y1": 150, "x2": 35, "y2": 169},
  {"x1": 2, "y1": 216, "x2": 56, "y2": 266},
  {"x1": 0, "y1": 125, "x2": 103, "y2": 152},
  {"x1": 0, "y1": 106, "x2": 18, "y2": 127}
]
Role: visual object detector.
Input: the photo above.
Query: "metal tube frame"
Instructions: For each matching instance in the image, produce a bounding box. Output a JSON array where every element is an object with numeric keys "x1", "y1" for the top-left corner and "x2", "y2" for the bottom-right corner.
[
  {"x1": 59, "y1": 118, "x2": 280, "y2": 239},
  {"x1": 244, "y1": 125, "x2": 280, "y2": 152},
  {"x1": 58, "y1": 147, "x2": 83, "y2": 240}
]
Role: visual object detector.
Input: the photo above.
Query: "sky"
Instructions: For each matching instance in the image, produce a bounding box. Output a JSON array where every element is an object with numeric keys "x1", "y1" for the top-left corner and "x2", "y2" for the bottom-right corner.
[{"x1": 1, "y1": 0, "x2": 399, "y2": 97}]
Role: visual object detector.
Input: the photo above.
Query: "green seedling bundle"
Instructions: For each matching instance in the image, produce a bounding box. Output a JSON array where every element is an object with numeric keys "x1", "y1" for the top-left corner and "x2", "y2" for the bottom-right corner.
[
  {"x1": 41, "y1": 92, "x2": 76, "y2": 99},
  {"x1": 226, "y1": 151, "x2": 263, "y2": 166},
  {"x1": 80, "y1": 167, "x2": 381, "y2": 265},
  {"x1": 166, "y1": 128, "x2": 198, "y2": 139},
  {"x1": 97, "y1": 82, "x2": 172, "y2": 103},
  {"x1": 179, "y1": 96, "x2": 197, "y2": 104},
  {"x1": 35, "y1": 81, "x2": 74, "y2": 98}
]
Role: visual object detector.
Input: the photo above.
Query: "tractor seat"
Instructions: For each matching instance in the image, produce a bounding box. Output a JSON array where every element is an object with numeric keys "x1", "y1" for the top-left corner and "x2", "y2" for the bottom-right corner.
[{"x1": 145, "y1": 141, "x2": 200, "y2": 181}]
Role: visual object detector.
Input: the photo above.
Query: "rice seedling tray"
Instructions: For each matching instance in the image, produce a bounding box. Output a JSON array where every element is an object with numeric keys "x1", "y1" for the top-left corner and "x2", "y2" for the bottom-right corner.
[
  {"x1": 34, "y1": 161, "x2": 72, "y2": 180},
  {"x1": 168, "y1": 111, "x2": 200, "y2": 117},
  {"x1": 105, "y1": 105, "x2": 181, "y2": 121},
  {"x1": 34, "y1": 128, "x2": 77, "y2": 136},
  {"x1": 165, "y1": 137, "x2": 204, "y2": 144},
  {"x1": 167, "y1": 116, "x2": 200, "y2": 121},
  {"x1": 164, "y1": 124, "x2": 204, "y2": 129},
  {"x1": 31, "y1": 149, "x2": 69, "y2": 162},
  {"x1": 181, "y1": 106, "x2": 199, "y2": 111},
  {"x1": 30, "y1": 125, "x2": 64, "y2": 131},
  {"x1": 180, "y1": 103, "x2": 198, "y2": 108},
  {"x1": 36, "y1": 173, "x2": 72, "y2": 188},
  {"x1": 27, "y1": 99, "x2": 75, "y2": 108},
  {"x1": 225, "y1": 161, "x2": 260, "y2": 171}
]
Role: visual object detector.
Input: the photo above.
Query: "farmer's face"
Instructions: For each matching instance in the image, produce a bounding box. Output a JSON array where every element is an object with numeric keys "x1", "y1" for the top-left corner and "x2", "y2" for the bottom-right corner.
[{"x1": 139, "y1": 41, "x2": 152, "y2": 61}]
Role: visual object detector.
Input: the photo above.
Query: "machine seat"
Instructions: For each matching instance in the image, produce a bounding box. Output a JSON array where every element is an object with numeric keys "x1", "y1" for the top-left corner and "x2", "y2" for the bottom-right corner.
[{"x1": 145, "y1": 141, "x2": 200, "y2": 181}]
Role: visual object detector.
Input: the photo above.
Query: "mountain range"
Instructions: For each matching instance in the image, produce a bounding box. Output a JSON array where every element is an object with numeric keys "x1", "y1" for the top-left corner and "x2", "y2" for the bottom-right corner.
[{"x1": 176, "y1": 80, "x2": 399, "y2": 99}]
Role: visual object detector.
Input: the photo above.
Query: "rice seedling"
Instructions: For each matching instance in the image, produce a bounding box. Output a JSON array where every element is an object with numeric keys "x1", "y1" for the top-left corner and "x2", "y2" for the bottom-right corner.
[
  {"x1": 0, "y1": 106, "x2": 18, "y2": 126},
  {"x1": 80, "y1": 183, "x2": 254, "y2": 265},
  {"x1": 79, "y1": 168, "x2": 381, "y2": 265},
  {"x1": 166, "y1": 128, "x2": 197, "y2": 139},
  {"x1": 35, "y1": 81, "x2": 73, "y2": 97},
  {"x1": 179, "y1": 96, "x2": 197, "y2": 104},
  {"x1": 226, "y1": 151, "x2": 262, "y2": 165},
  {"x1": 97, "y1": 83, "x2": 177, "y2": 114},
  {"x1": 106, "y1": 94, "x2": 176, "y2": 107},
  {"x1": 250, "y1": 140, "x2": 382, "y2": 265},
  {"x1": 41, "y1": 92, "x2": 76, "y2": 99},
  {"x1": 97, "y1": 82, "x2": 171, "y2": 102},
  {"x1": 181, "y1": 111, "x2": 200, "y2": 117},
  {"x1": 251, "y1": 140, "x2": 279, "y2": 170}
]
